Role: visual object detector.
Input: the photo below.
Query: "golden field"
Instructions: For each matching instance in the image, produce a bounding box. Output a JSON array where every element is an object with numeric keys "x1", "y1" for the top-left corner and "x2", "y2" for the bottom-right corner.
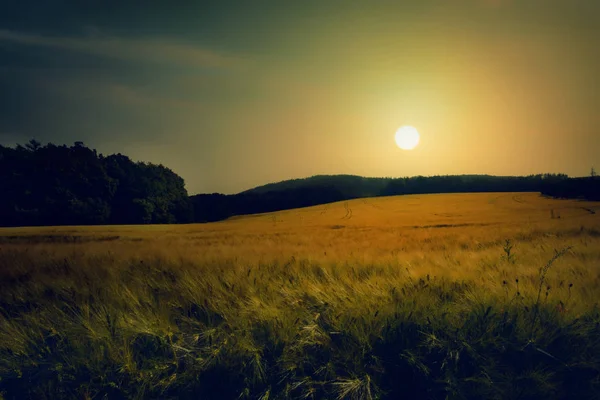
[{"x1": 1, "y1": 192, "x2": 599, "y2": 399}]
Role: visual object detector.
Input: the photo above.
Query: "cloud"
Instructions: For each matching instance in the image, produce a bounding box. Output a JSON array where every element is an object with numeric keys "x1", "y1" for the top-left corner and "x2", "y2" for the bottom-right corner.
[
  {"x1": 44, "y1": 76, "x2": 200, "y2": 109},
  {"x1": 0, "y1": 29, "x2": 244, "y2": 70}
]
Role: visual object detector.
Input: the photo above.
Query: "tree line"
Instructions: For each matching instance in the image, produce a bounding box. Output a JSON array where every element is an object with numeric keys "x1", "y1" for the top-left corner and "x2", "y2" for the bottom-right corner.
[
  {"x1": 0, "y1": 140, "x2": 192, "y2": 226},
  {"x1": 191, "y1": 173, "x2": 596, "y2": 222},
  {"x1": 0, "y1": 141, "x2": 597, "y2": 226}
]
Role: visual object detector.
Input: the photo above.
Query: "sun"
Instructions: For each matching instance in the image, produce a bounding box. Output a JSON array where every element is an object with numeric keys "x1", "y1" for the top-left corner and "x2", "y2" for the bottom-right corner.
[{"x1": 395, "y1": 126, "x2": 420, "y2": 150}]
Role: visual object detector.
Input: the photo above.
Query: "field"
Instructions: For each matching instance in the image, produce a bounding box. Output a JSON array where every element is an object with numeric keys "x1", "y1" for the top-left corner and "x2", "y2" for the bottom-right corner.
[{"x1": 1, "y1": 192, "x2": 599, "y2": 399}]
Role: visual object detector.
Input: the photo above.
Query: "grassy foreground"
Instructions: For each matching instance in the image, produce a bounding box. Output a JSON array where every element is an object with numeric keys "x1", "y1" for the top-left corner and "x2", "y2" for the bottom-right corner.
[{"x1": 1, "y1": 193, "x2": 599, "y2": 399}]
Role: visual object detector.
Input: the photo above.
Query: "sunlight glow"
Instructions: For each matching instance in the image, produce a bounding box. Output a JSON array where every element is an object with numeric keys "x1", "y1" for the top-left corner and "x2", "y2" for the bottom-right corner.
[{"x1": 395, "y1": 126, "x2": 420, "y2": 150}]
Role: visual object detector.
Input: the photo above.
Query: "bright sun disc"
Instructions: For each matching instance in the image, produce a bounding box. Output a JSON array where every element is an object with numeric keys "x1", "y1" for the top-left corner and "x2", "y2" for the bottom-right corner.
[{"x1": 395, "y1": 126, "x2": 420, "y2": 150}]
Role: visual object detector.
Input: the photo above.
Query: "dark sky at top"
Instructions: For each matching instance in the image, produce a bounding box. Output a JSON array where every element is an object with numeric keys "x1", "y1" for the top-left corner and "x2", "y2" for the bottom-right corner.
[{"x1": 1, "y1": 1, "x2": 599, "y2": 194}]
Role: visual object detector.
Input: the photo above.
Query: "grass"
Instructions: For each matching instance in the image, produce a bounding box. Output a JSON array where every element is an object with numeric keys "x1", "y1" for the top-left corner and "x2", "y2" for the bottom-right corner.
[{"x1": 0, "y1": 192, "x2": 599, "y2": 399}]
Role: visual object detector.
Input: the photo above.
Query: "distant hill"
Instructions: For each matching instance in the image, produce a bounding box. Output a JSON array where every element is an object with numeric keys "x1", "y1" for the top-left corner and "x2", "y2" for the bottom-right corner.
[
  {"x1": 191, "y1": 173, "x2": 592, "y2": 223},
  {"x1": 242, "y1": 175, "x2": 392, "y2": 198}
]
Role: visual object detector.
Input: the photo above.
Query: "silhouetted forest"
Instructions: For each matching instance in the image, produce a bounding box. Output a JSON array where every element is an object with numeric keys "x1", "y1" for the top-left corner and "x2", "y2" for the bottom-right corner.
[
  {"x1": 244, "y1": 175, "x2": 390, "y2": 198},
  {"x1": 540, "y1": 176, "x2": 600, "y2": 201},
  {"x1": 0, "y1": 141, "x2": 193, "y2": 226},
  {"x1": 1, "y1": 141, "x2": 598, "y2": 226},
  {"x1": 192, "y1": 186, "x2": 346, "y2": 222},
  {"x1": 192, "y1": 173, "x2": 595, "y2": 222}
]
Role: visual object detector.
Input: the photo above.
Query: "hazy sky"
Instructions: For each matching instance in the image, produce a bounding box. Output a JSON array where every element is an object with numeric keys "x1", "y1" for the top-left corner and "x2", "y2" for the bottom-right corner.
[{"x1": 1, "y1": 1, "x2": 598, "y2": 194}]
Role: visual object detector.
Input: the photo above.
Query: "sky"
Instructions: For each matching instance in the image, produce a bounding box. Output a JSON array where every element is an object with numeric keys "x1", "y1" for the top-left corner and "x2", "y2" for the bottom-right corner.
[{"x1": 0, "y1": 0, "x2": 599, "y2": 194}]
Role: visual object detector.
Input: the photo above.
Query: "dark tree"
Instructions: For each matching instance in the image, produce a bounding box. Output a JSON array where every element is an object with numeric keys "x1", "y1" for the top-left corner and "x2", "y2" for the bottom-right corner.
[{"x1": 0, "y1": 141, "x2": 193, "y2": 227}]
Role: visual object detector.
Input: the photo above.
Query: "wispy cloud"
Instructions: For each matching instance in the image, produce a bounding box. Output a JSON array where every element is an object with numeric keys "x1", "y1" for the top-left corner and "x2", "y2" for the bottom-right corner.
[{"x1": 0, "y1": 30, "x2": 243, "y2": 69}]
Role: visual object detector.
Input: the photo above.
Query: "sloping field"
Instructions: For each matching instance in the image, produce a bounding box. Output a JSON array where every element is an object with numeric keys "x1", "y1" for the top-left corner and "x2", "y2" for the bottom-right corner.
[
  {"x1": 2, "y1": 192, "x2": 598, "y2": 272},
  {"x1": 1, "y1": 192, "x2": 599, "y2": 399}
]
